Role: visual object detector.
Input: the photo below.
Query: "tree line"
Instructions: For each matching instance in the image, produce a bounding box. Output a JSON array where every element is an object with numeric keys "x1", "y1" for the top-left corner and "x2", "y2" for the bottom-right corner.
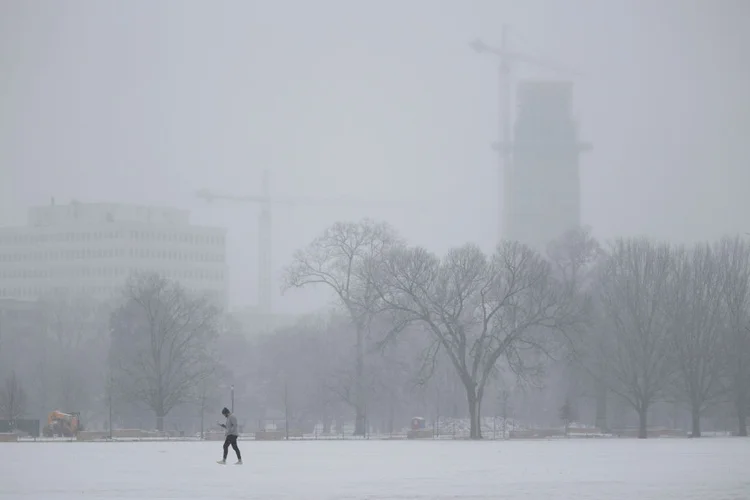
[
  {"x1": 283, "y1": 221, "x2": 750, "y2": 439},
  {"x1": 0, "y1": 219, "x2": 749, "y2": 439}
]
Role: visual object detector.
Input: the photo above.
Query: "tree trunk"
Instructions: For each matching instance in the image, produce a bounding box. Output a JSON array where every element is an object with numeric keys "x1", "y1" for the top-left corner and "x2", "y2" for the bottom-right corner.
[
  {"x1": 690, "y1": 404, "x2": 701, "y2": 438},
  {"x1": 638, "y1": 406, "x2": 648, "y2": 439},
  {"x1": 388, "y1": 401, "x2": 394, "y2": 435},
  {"x1": 156, "y1": 415, "x2": 164, "y2": 432},
  {"x1": 354, "y1": 325, "x2": 366, "y2": 436},
  {"x1": 200, "y1": 405, "x2": 205, "y2": 440},
  {"x1": 594, "y1": 381, "x2": 608, "y2": 431},
  {"x1": 322, "y1": 412, "x2": 331, "y2": 434},
  {"x1": 466, "y1": 388, "x2": 482, "y2": 440},
  {"x1": 737, "y1": 392, "x2": 748, "y2": 437}
]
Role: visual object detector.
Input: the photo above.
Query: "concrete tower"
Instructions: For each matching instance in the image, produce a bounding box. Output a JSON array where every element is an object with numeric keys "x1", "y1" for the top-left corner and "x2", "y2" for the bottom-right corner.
[{"x1": 505, "y1": 80, "x2": 591, "y2": 251}]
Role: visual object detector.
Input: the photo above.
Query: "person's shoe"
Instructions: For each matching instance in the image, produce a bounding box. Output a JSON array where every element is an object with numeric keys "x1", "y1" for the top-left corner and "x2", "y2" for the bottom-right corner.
[
  {"x1": 234, "y1": 460, "x2": 243, "y2": 465},
  {"x1": 217, "y1": 460, "x2": 226, "y2": 465}
]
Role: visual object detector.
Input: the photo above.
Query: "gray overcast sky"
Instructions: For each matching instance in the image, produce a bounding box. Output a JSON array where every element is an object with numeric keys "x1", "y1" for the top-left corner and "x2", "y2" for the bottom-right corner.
[{"x1": 1, "y1": 0, "x2": 748, "y2": 313}]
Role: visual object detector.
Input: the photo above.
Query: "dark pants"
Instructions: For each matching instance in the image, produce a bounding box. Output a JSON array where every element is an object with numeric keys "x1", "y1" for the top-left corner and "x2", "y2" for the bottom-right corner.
[{"x1": 223, "y1": 434, "x2": 241, "y2": 461}]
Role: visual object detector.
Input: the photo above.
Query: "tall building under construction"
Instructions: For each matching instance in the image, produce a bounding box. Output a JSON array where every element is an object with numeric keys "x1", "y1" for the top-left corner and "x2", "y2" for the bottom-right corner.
[{"x1": 504, "y1": 80, "x2": 590, "y2": 251}]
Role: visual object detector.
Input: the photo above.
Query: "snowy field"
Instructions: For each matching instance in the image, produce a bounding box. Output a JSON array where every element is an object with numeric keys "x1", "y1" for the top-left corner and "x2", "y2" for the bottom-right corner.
[{"x1": 1, "y1": 438, "x2": 749, "y2": 499}]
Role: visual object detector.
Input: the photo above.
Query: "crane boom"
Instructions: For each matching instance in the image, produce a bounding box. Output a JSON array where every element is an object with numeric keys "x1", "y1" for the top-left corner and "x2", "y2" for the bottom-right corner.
[
  {"x1": 195, "y1": 189, "x2": 268, "y2": 204},
  {"x1": 469, "y1": 40, "x2": 582, "y2": 76},
  {"x1": 196, "y1": 170, "x2": 403, "y2": 315},
  {"x1": 196, "y1": 190, "x2": 402, "y2": 207}
]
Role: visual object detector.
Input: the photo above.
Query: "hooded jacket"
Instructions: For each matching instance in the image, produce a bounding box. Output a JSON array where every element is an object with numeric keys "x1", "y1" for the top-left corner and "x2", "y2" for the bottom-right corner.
[{"x1": 224, "y1": 413, "x2": 239, "y2": 437}]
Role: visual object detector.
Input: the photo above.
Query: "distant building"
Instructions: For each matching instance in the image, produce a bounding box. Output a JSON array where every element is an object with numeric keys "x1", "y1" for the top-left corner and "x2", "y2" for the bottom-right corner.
[
  {"x1": 0, "y1": 297, "x2": 39, "y2": 335},
  {"x1": 0, "y1": 200, "x2": 228, "y2": 307},
  {"x1": 506, "y1": 80, "x2": 591, "y2": 251}
]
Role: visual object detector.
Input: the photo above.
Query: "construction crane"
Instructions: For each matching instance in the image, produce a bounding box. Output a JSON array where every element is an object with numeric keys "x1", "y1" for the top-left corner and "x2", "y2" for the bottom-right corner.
[
  {"x1": 196, "y1": 170, "x2": 273, "y2": 315},
  {"x1": 470, "y1": 25, "x2": 581, "y2": 244},
  {"x1": 195, "y1": 170, "x2": 402, "y2": 315}
]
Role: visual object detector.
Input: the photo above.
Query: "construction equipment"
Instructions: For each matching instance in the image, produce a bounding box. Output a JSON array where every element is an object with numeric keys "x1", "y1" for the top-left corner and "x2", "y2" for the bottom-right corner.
[
  {"x1": 196, "y1": 170, "x2": 404, "y2": 315},
  {"x1": 43, "y1": 410, "x2": 82, "y2": 437},
  {"x1": 470, "y1": 25, "x2": 582, "y2": 244}
]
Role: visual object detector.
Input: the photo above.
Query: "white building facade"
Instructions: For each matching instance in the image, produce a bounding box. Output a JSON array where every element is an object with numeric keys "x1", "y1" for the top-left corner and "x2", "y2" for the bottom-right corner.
[{"x1": 0, "y1": 201, "x2": 228, "y2": 307}]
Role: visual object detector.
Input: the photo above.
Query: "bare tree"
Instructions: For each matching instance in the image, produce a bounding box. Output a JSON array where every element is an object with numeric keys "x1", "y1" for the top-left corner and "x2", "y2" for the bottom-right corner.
[
  {"x1": 546, "y1": 226, "x2": 603, "y2": 294},
  {"x1": 558, "y1": 396, "x2": 577, "y2": 436},
  {"x1": 282, "y1": 219, "x2": 401, "y2": 435},
  {"x1": 716, "y1": 236, "x2": 750, "y2": 436},
  {"x1": 666, "y1": 243, "x2": 725, "y2": 437},
  {"x1": 369, "y1": 241, "x2": 583, "y2": 439},
  {"x1": 366, "y1": 322, "x2": 430, "y2": 435},
  {"x1": 37, "y1": 291, "x2": 110, "y2": 413},
  {"x1": 546, "y1": 226, "x2": 607, "y2": 429},
  {"x1": 0, "y1": 371, "x2": 27, "y2": 421},
  {"x1": 197, "y1": 367, "x2": 224, "y2": 440},
  {"x1": 593, "y1": 238, "x2": 674, "y2": 439},
  {"x1": 215, "y1": 318, "x2": 254, "y2": 419},
  {"x1": 109, "y1": 273, "x2": 220, "y2": 431},
  {"x1": 253, "y1": 315, "x2": 345, "y2": 433},
  {"x1": 497, "y1": 387, "x2": 512, "y2": 439},
  {"x1": 0, "y1": 302, "x2": 46, "y2": 419},
  {"x1": 0, "y1": 297, "x2": 109, "y2": 425}
]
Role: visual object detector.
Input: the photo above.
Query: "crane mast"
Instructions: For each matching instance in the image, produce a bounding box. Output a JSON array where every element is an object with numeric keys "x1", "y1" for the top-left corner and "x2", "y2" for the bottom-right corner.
[
  {"x1": 258, "y1": 171, "x2": 271, "y2": 315},
  {"x1": 470, "y1": 25, "x2": 581, "y2": 244},
  {"x1": 196, "y1": 170, "x2": 274, "y2": 315}
]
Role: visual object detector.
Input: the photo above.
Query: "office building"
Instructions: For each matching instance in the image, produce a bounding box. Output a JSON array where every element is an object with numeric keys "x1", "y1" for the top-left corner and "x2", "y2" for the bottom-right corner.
[
  {"x1": 0, "y1": 200, "x2": 228, "y2": 307},
  {"x1": 506, "y1": 80, "x2": 591, "y2": 251}
]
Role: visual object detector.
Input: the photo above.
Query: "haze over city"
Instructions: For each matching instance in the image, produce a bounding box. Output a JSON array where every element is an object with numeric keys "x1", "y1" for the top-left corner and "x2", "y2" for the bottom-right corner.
[
  {"x1": 1, "y1": 2, "x2": 750, "y2": 499},
  {"x1": 2, "y1": 0, "x2": 748, "y2": 312}
]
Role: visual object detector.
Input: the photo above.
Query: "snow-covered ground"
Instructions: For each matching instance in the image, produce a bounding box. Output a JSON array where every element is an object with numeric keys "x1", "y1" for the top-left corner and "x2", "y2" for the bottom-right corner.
[{"x1": 1, "y1": 438, "x2": 748, "y2": 499}]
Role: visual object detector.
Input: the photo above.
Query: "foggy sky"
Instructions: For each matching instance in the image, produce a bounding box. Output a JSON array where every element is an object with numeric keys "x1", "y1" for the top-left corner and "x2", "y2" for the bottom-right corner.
[{"x1": 1, "y1": 0, "x2": 748, "y2": 313}]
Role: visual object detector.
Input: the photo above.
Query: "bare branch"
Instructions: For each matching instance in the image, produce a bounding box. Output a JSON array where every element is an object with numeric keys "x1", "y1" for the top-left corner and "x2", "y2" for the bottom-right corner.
[
  {"x1": 282, "y1": 220, "x2": 402, "y2": 435},
  {"x1": 368, "y1": 240, "x2": 583, "y2": 438},
  {"x1": 0, "y1": 371, "x2": 27, "y2": 420},
  {"x1": 664, "y1": 243, "x2": 726, "y2": 436},
  {"x1": 109, "y1": 272, "x2": 219, "y2": 430},
  {"x1": 586, "y1": 237, "x2": 674, "y2": 438},
  {"x1": 715, "y1": 235, "x2": 750, "y2": 436}
]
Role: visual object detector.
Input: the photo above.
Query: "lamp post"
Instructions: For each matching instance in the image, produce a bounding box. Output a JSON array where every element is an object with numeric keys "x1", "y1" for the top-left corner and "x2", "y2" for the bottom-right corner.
[
  {"x1": 230, "y1": 385, "x2": 234, "y2": 413},
  {"x1": 108, "y1": 376, "x2": 113, "y2": 440},
  {"x1": 284, "y1": 379, "x2": 289, "y2": 440}
]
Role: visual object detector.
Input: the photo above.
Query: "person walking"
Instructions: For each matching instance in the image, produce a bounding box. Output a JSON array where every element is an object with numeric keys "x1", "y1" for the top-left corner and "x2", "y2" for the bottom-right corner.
[{"x1": 217, "y1": 407, "x2": 242, "y2": 465}]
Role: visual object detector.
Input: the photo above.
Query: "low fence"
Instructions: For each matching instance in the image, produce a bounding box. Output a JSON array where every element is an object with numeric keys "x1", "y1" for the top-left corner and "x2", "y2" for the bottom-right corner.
[
  {"x1": 1, "y1": 420, "x2": 712, "y2": 443},
  {"x1": 609, "y1": 427, "x2": 688, "y2": 438},
  {"x1": 77, "y1": 428, "x2": 194, "y2": 441},
  {"x1": 0, "y1": 419, "x2": 40, "y2": 438},
  {"x1": 7, "y1": 430, "x2": 728, "y2": 443}
]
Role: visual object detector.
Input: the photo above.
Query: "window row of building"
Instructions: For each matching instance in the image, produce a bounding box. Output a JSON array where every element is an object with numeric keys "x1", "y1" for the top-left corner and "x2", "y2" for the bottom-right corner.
[
  {"x1": 0, "y1": 230, "x2": 225, "y2": 246},
  {"x1": 0, "y1": 287, "x2": 53, "y2": 299},
  {"x1": 0, "y1": 267, "x2": 225, "y2": 281},
  {"x1": 0, "y1": 285, "x2": 224, "y2": 300},
  {"x1": 0, "y1": 248, "x2": 226, "y2": 263}
]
